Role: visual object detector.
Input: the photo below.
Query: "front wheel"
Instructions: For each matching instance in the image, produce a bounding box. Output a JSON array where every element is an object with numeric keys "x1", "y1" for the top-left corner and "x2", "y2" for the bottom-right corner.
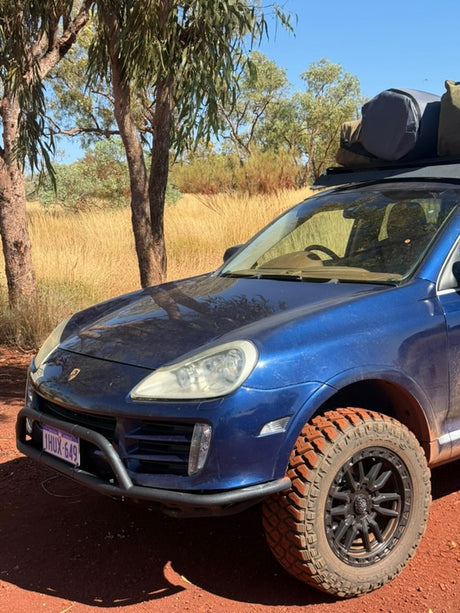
[{"x1": 262, "y1": 408, "x2": 431, "y2": 597}]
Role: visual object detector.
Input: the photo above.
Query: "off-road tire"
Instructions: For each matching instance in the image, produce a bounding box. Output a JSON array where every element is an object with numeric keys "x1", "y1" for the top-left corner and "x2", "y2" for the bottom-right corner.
[{"x1": 262, "y1": 408, "x2": 431, "y2": 597}]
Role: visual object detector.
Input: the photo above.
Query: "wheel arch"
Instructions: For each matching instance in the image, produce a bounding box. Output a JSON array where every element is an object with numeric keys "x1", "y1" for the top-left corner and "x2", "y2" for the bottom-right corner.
[
  {"x1": 319, "y1": 378, "x2": 433, "y2": 454},
  {"x1": 276, "y1": 372, "x2": 438, "y2": 478}
]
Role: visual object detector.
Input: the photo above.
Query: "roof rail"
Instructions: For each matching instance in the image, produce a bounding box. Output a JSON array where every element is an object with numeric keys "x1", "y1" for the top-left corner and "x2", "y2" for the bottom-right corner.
[{"x1": 313, "y1": 156, "x2": 460, "y2": 189}]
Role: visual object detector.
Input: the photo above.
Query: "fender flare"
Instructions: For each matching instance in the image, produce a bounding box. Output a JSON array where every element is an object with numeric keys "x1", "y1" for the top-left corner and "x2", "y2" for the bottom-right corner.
[{"x1": 273, "y1": 366, "x2": 437, "y2": 477}]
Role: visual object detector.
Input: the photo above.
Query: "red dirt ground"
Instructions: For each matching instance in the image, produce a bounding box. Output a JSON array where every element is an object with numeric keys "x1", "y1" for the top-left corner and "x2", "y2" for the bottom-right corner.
[{"x1": 0, "y1": 347, "x2": 459, "y2": 613}]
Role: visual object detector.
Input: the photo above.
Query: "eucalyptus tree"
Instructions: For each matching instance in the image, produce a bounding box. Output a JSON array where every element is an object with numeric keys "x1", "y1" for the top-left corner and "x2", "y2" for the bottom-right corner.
[
  {"x1": 254, "y1": 96, "x2": 302, "y2": 158},
  {"x1": 219, "y1": 50, "x2": 290, "y2": 160},
  {"x1": 83, "y1": 1, "x2": 289, "y2": 287},
  {"x1": 297, "y1": 59, "x2": 362, "y2": 182},
  {"x1": 0, "y1": 0, "x2": 93, "y2": 307}
]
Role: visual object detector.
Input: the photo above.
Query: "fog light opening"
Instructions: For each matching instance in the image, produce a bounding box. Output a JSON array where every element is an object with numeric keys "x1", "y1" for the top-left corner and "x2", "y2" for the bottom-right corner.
[
  {"x1": 188, "y1": 423, "x2": 212, "y2": 476},
  {"x1": 25, "y1": 378, "x2": 33, "y2": 410},
  {"x1": 259, "y1": 416, "x2": 290, "y2": 436},
  {"x1": 25, "y1": 417, "x2": 33, "y2": 436}
]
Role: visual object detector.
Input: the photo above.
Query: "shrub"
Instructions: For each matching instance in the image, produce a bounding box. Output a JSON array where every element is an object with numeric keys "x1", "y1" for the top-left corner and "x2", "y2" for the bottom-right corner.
[
  {"x1": 31, "y1": 139, "x2": 181, "y2": 211},
  {"x1": 170, "y1": 149, "x2": 300, "y2": 195}
]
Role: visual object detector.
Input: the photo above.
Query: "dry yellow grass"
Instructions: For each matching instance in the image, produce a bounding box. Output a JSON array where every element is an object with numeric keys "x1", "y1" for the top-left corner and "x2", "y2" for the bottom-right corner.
[
  {"x1": 0, "y1": 188, "x2": 313, "y2": 345},
  {"x1": 27, "y1": 204, "x2": 139, "y2": 300},
  {"x1": 29, "y1": 187, "x2": 313, "y2": 295}
]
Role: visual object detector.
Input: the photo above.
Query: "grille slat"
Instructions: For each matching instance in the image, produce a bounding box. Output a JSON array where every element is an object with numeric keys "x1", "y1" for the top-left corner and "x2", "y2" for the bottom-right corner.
[
  {"x1": 125, "y1": 433, "x2": 190, "y2": 443},
  {"x1": 38, "y1": 398, "x2": 116, "y2": 441},
  {"x1": 124, "y1": 420, "x2": 194, "y2": 476},
  {"x1": 126, "y1": 453, "x2": 186, "y2": 464}
]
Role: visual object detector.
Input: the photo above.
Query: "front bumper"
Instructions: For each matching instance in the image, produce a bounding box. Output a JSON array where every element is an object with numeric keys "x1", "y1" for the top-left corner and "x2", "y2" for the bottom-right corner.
[{"x1": 16, "y1": 405, "x2": 290, "y2": 517}]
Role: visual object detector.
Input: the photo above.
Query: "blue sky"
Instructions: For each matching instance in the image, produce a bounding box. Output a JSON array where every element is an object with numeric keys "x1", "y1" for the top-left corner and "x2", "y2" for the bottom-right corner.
[{"x1": 259, "y1": 0, "x2": 460, "y2": 98}]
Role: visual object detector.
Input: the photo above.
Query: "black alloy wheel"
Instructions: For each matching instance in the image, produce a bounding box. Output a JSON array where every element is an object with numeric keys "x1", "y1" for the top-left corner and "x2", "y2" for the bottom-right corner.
[{"x1": 325, "y1": 446, "x2": 411, "y2": 566}]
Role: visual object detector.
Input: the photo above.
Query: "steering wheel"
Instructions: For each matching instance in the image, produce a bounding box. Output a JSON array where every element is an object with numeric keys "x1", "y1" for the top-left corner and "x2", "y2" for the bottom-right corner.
[{"x1": 304, "y1": 244, "x2": 340, "y2": 261}]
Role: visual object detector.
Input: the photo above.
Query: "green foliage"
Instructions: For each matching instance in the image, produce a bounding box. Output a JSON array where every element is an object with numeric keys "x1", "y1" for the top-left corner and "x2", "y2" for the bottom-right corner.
[
  {"x1": 32, "y1": 139, "x2": 181, "y2": 210},
  {"x1": 254, "y1": 97, "x2": 302, "y2": 157},
  {"x1": 171, "y1": 56, "x2": 363, "y2": 192},
  {"x1": 0, "y1": 1, "x2": 92, "y2": 174},
  {"x1": 1, "y1": 1, "x2": 54, "y2": 172},
  {"x1": 87, "y1": 1, "x2": 292, "y2": 153},
  {"x1": 48, "y1": 17, "x2": 125, "y2": 146},
  {"x1": 34, "y1": 140, "x2": 129, "y2": 210},
  {"x1": 49, "y1": 5, "x2": 293, "y2": 157},
  {"x1": 217, "y1": 55, "x2": 362, "y2": 185}
]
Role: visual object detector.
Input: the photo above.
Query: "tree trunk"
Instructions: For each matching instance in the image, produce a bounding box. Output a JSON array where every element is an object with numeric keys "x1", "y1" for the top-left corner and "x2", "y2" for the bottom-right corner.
[
  {"x1": 101, "y1": 3, "x2": 174, "y2": 289},
  {"x1": 106, "y1": 15, "x2": 159, "y2": 289},
  {"x1": 0, "y1": 96, "x2": 36, "y2": 307},
  {"x1": 148, "y1": 77, "x2": 173, "y2": 285}
]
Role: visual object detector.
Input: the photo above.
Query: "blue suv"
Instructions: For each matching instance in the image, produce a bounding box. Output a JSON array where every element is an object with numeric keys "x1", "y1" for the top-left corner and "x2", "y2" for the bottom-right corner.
[{"x1": 16, "y1": 159, "x2": 460, "y2": 597}]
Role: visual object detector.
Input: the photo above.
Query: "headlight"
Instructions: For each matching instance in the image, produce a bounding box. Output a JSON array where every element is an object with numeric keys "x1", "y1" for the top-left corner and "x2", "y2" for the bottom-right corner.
[
  {"x1": 130, "y1": 340, "x2": 258, "y2": 400},
  {"x1": 34, "y1": 315, "x2": 73, "y2": 370}
]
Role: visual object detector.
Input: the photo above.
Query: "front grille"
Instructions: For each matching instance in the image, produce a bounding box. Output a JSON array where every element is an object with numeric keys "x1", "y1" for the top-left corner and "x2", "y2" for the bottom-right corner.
[
  {"x1": 36, "y1": 395, "x2": 194, "y2": 477},
  {"x1": 124, "y1": 421, "x2": 194, "y2": 476},
  {"x1": 38, "y1": 398, "x2": 117, "y2": 442}
]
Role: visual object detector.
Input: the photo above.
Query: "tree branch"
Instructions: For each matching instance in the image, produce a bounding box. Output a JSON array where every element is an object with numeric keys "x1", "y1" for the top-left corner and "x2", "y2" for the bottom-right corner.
[
  {"x1": 246, "y1": 100, "x2": 271, "y2": 148},
  {"x1": 57, "y1": 126, "x2": 120, "y2": 138},
  {"x1": 46, "y1": 115, "x2": 119, "y2": 139},
  {"x1": 35, "y1": 0, "x2": 94, "y2": 80},
  {"x1": 90, "y1": 89, "x2": 115, "y2": 106},
  {"x1": 46, "y1": 12, "x2": 60, "y2": 54},
  {"x1": 218, "y1": 102, "x2": 251, "y2": 157}
]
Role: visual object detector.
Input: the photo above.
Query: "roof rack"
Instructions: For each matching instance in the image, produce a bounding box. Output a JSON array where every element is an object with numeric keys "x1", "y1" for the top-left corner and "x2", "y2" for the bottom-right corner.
[{"x1": 313, "y1": 156, "x2": 460, "y2": 189}]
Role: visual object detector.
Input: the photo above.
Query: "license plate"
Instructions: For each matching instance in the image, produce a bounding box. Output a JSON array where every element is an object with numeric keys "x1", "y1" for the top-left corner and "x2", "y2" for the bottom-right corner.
[{"x1": 43, "y1": 425, "x2": 80, "y2": 466}]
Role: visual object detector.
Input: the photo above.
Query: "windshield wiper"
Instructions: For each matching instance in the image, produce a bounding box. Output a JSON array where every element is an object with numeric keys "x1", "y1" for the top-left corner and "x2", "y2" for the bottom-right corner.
[
  {"x1": 222, "y1": 269, "x2": 342, "y2": 283},
  {"x1": 329, "y1": 277, "x2": 400, "y2": 286},
  {"x1": 221, "y1": 269, "x2": 400, "y2": 286},
  {"x1": 221, "y1": 270, "x2": 305, "y2": 281}
]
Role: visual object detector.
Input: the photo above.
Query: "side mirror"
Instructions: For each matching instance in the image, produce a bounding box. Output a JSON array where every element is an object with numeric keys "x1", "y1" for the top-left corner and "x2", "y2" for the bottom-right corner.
[
  {"x1": 223, "y1": 245, "x2": 242, "y2": 262},
  {"x1": 453, "y1": 262, "x2": 460, "y2": 286}
]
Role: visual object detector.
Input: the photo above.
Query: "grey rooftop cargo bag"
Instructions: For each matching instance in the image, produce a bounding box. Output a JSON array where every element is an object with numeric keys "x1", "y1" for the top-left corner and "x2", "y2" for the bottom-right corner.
[{"x1": 360, "y1": 89, "x2": 440, "y2": 161}]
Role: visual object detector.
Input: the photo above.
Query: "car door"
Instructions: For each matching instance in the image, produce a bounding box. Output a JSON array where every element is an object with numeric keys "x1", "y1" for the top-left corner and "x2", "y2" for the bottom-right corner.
[{"x1": 437, "y1": 236, "x2": 460, "y2": 460}]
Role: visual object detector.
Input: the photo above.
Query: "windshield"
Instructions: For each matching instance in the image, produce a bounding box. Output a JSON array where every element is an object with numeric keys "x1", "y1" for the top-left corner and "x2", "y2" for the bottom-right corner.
[{"x1": 221, "y1": 182, "x2": 458, "y2": 284}]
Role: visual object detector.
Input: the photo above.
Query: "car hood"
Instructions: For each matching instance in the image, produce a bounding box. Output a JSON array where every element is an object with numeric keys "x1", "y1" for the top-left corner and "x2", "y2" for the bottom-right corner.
[{"x1": 59, "y1": 274, "x2": 389, "y2": 370}]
